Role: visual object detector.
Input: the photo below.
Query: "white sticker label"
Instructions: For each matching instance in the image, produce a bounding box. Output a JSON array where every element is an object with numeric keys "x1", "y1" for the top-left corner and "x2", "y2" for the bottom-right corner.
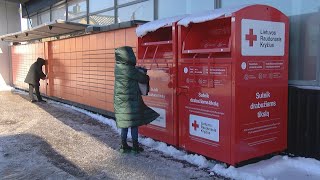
[
  {"x1": 184, "y1": 67, "x2": 188, "y2": 74},
  {"x1": 241, "y1": 19, "x2": 285, "y2": 56},
  {"x1": 189, "y1": 114, "x2": 219, "y2": 142},
  {"x1": 241, "y1": 62, "x2": 247, "y2": 70},
  {"x1": 150, "y1": 107, "x2": 166, "y2": 128}
]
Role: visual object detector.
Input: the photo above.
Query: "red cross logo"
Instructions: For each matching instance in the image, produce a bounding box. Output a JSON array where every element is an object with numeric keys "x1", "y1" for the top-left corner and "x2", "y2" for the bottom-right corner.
[
  {"x1": 245, "y1": 28, "x2": 257, "y2": 47},
  {"x1": 192, "y1": 120, "x2": 199, "y2": 131}
]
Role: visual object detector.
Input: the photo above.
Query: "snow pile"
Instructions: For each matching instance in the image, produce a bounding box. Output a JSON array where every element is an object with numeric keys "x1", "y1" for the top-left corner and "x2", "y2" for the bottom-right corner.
[
  {"x1": 211, "y1": 164, "x2": 265, "y2": 180},
  {"x1": 233, "y1": 155, "x2": 320, "y2": 180},
  {"x1": 136, "y1": 15, "x2": 188, "y2": 37},
  {"x1": 135, "y1": 5, "x2": 251, "y2": 37},
  {"x1": 140, "y1": 137, "x2": 214, "y2": 168},
  {"x1": 0, "y1": 74, "x2": 13, "y2": 91},
  {"x1": 177, "y1": 4, "x2": 252, "y2": 27},
  {"x1": 13, "y1": 89, "x2": 320, "y2": 180},
  {"x1": 0, "y1": 85, "x2": 13, "y2": 91},
  {"x1": 135, "y1": 5, "x2": 257, "y2": 37}
]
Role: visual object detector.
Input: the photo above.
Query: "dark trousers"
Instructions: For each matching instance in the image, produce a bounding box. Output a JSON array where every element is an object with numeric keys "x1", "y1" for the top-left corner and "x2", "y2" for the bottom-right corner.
[
  {"x1": 121, "y1": 126, "x2": 138, "y2": 142},
  {"x1": 29, "y1": 84, "x2": 42, "y2": 101}
]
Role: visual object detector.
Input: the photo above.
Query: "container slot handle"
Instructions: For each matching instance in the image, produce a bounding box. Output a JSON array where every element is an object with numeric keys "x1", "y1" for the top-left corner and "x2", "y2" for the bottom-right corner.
[
  {"x1": 151, "y1": 45, "x2": 159, "y2": 69},
  {"x1": 142, "y1": 46, "x2": 149, "y2": 64}
]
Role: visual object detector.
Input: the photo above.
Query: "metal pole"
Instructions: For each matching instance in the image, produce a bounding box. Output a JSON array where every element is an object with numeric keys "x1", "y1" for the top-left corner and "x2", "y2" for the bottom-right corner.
[
  {"x1": 154, "y1": 0, "x2": 158, "y2": 20},
  {"x1": 114, "y1": 0, "x2": 118, "y2": 23},
  {"x1": 215, "y1": 0, "x2": 221, "y2": 9},
  {"x1": 86, "y1": 0, "x2": 89, "y2": 24},
  {"x1": 66, "y1": 0, "x2": 69, "y2": 21}
]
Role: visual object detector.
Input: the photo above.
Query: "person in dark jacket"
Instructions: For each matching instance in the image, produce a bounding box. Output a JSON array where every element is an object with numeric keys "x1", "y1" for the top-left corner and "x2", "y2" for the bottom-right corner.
[
  {"x1": 114, "y1": 46, "x2": 159, "y2": 153},
  {"x1": 24, "y1": 57, "x2": 47, "y2": 102}
]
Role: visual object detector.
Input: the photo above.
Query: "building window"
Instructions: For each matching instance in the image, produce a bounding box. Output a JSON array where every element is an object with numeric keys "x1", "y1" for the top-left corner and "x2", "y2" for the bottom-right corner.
[
  {"x1": 158, "y1": 0, "x2": 215, "y2": 19},
  {"x1": 89, "y1": 10, "x2": 115, "y2": 25},
  {"x1": 52, "y1": 4, "x2": 67, "y2": 21},
  {"x1": 38, "y1": 10, "x2": 50, "y2": 24},
  {"x1": 31, "y1": 14, "x2": 38, "y2": 27},
  {"x1": 24, "y1": 0, "x2": 157, "y2": 27},
  {"x1": 89, "y1": 0, "x2": 114, "y2": 13},
  {"x1": 118, "y1": 1, "x2": 153, "y2": 22},
  {"x1": 68, "y1": 0, "x2": 87, "y2": 20},
  {"x1": 21, "y1": 18, "x2": 30, "y2": 30},
  {"x1": 221, "y1": 0, "x2": 320, "y2": 85}
]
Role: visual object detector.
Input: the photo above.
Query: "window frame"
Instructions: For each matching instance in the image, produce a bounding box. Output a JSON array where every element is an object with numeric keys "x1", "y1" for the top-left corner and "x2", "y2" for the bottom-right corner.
[
  {"x1": 67, "y1": 0, "x2": 88, "y2": 22},
  {"x1": 51, "y1": 3, "x2": 67, "y2": 21},
  {"x1": 26, "y1": 0, "x2": 158, "y2": 26},
  {"x1": 117, "y1": 0, "x2": 153, "y2": 22}
]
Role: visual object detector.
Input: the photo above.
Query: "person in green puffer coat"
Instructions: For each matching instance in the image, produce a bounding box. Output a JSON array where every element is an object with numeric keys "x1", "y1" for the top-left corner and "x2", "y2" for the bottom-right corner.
[{"x1": 114, "y1": 46, "x2": 159, "y2": 153}]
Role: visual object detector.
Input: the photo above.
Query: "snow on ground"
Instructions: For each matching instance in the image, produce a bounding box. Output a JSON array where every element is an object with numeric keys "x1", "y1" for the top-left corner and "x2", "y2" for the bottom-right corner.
[
  {"x1": 0, "y1": 74, "x2": 13, "y2": 91},
  {"x1": 14, "y1": 89, "x2": 320, "y2": 180},
  {"x1": 0, "y1": 77, "x2": 13, "y2": 91},
  {"x1": 211, "y1": 156, "x2": 320, "y2": 180},
  {"x1": 0, "y1": 85, "x2": 13, "y2": 91}
]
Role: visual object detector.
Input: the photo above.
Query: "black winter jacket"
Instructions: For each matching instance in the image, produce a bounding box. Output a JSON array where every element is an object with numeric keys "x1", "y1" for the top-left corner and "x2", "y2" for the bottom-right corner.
[{"x1": 24, "y1": 58, "x2": 46, "y2": 86}]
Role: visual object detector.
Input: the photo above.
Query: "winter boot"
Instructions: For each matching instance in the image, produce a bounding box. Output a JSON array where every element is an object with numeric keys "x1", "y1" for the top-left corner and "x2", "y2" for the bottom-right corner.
[
  {"x1": 132, "y1": 141, "x2": 144, "y2": 154},
  {"x1": 119, "y1": 141, "x2": 132, "y2": 153}
]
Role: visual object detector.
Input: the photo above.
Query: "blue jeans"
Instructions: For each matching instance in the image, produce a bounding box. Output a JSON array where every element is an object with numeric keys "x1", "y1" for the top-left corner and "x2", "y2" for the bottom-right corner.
[{"x1": 121, "y1": 126, "x2": 138, "y2": 142}]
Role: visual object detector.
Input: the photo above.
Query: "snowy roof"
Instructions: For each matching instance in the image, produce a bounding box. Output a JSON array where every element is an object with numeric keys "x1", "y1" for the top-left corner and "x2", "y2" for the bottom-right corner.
[
  {"x1": 135, "y1": 15, "x2": 188, "y2": 37},
  {"x1": 177, "y1": 4, "x2": 252, "y2": 27}
]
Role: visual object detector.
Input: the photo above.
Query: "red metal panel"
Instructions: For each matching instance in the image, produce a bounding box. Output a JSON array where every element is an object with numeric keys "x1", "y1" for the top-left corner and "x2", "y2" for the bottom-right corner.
[
  {"x1": 105, "y1": 32, "x2": 115, "y2": 49},
  {"x1": 115, "y1": 29, "x2": 126, "y2": 48},
  {"x1": 177, "y1": 5, "x2": 289, "y2": 165},
  {"x1": 64, "y1": 39, "x2": 70, "y2": 53},
  {"x1": 83, "y1": 36, "x2": 90, "y2": 51},
  {"x1": 125, "y1": 28, "x2": 137, "y2": 47},
  {"x1": 137, "y1": 23, "x2": 179, "y2": 146},
  {"x1": 90, "y1": 34, "x2": 97, "y2": 50},
  {"x1": 65, "y1": 52, "x2": 71, "y2": 60},
  {"x1": 231, "y1": 5, "x2": 289, "y2": 165},
  {"x1": 76, "y1": 37, "x2": 83, "y2": 51},
  {"x1": 97, "y1": 33, "x2": 106, "y2": 50},
  {"x1": 52, "y1": 41, "x2": 59, "y2": 53},
  {"x1": 11, "y1": 43, "x2": 47, "y2": 93},
  {"x1": 177, "y1": 17, "x2": 233, "y2": 163},
  {"x1": 106, "y1": 102, "x2": 114, "y2": 112},
  {"x1": 70, "y1": 38, "x2": 76, "y2": 52},
  {"x1": 59, "y1": 40, "x2": 65, "y2": 53}
]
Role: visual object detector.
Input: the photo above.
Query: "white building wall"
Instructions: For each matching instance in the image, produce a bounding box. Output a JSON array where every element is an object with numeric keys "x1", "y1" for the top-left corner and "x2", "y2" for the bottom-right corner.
[{"x1": 0, "y1": 1, "x2": 21, "y2": 88}]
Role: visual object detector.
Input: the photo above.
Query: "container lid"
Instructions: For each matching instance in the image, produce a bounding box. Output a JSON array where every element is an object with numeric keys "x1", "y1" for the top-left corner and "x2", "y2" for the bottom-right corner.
[
  {"x1": 177, "y1": 4, "x2": 252, "y2": 27},
  {"x1": 136, "y1": 15, "x2": 188, "y2": 37}
]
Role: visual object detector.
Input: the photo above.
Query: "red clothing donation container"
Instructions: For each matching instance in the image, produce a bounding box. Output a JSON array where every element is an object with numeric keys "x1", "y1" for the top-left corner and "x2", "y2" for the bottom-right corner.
[
  {"x1": 177, "y1": 5, "x2": 289, "y2": 165},
  {"x1": 136, "y1": 16, "x2": 186, "y2": 146}
]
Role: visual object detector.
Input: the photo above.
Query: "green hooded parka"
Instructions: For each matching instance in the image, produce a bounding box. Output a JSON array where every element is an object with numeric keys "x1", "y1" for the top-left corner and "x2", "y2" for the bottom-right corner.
[{"x1": 113, "y1": 46, "x2": 159, "y2": 128}]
